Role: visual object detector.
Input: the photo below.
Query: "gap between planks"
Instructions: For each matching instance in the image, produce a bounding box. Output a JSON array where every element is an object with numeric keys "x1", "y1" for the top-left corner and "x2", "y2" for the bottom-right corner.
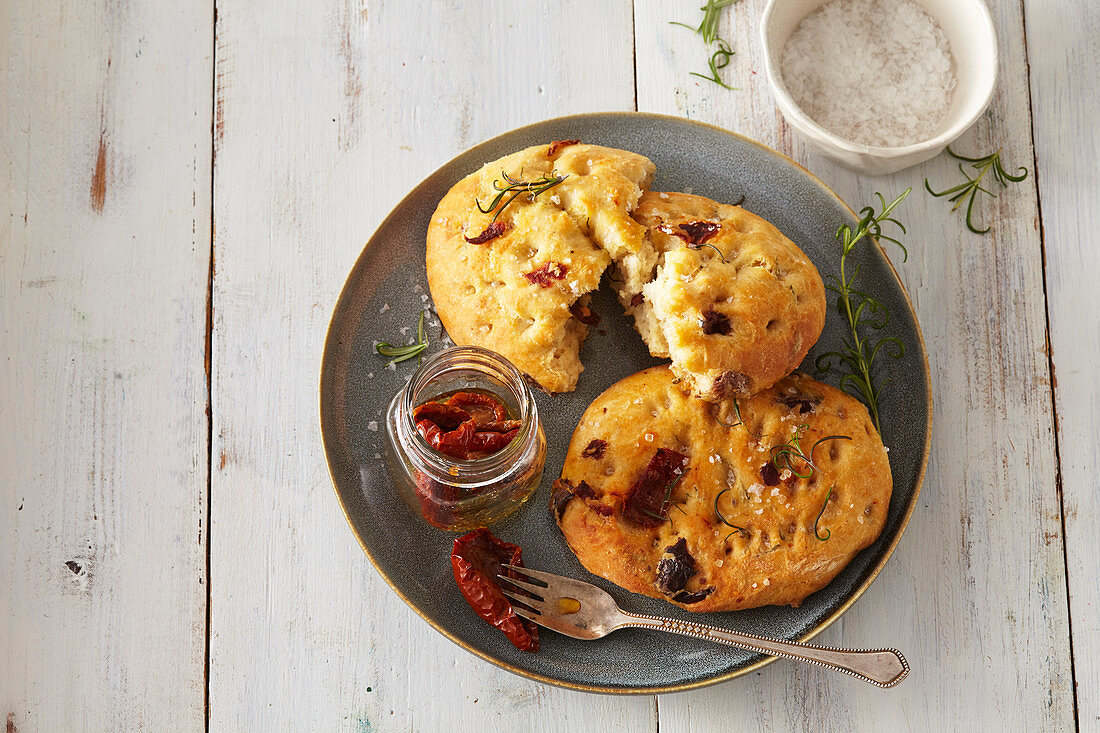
[
  {"x1": 1018, "y1": 0, "x2": 1079, "y2": 727},
  {"x1": 204, "y1": 2, "x2": 219, "y2": 731}
]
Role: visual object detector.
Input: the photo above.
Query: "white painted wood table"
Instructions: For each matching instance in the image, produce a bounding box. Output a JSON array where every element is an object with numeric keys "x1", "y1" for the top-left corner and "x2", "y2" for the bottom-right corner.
[{"x1": 2, "y1": 0, "x2": 1095, "y2": 729}]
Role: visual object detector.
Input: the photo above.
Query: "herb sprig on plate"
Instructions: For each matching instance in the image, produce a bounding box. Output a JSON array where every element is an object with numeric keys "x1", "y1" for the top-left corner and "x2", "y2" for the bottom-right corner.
[
  {"x1": 815, "y1": 189, "x2": 910, "y2": 432},
  {"x1": 924, "y1": 147, "x2": 1028, "y2": 234},
  {"x1": 375, "y1": 310, "x2": 428, "y2": 366}
]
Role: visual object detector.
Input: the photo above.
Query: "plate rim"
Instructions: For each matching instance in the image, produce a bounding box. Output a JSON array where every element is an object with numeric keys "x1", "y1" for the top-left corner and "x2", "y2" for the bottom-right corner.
[{"x1": 319, "y1": 110, "x2": 933, "y2": 694}]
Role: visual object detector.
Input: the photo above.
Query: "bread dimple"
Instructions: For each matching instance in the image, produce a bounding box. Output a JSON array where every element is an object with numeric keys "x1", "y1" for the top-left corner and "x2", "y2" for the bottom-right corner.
[
  {"x1": 627, "y1": 191, "x2": 827, "y2": 400},
  {"x1": 553, "y1": 366, "x2": 892, "y2": 612},
  {"x1": 426, "y1": 143, "x2": 655, "y2": 393}
]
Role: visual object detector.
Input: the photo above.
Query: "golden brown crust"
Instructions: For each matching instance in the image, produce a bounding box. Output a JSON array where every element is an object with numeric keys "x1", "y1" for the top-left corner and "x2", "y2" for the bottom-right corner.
[
  {"x1": 553, "y1": 366, "x2": 891, "y2": 612},
  {"x1": 626, "y1": 192, "x2": 827, "y2": 400},
  {"x1": 426, "y1": 143, "x2": 655, "y2": 393}
]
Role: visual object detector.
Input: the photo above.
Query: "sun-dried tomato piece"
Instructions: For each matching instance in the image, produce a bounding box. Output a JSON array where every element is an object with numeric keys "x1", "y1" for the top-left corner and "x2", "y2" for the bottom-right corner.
[
  {"x1": 478, "y1": 419, "x2": 522, "y2": 433},
  {"x1": 777, "y1": 392, "x2": 823, "y2": 415},
  {"x1": 447, "y1": 391, "x2": 508, "y2": 425},
  {"x1": 469, "y1": 428, "x2": 519, "y2": 455},
  {"x1": 551, "y1": 478, "x2": 576, "y2": 520},
  {"x1": 760, "y1": 461, "x2": 781, "y2": 486},
  {"x1": 713, "y1": 371, "x2": 749, "y2": 397},
  {"x1": 547, "y1": 139, "x2": 580, "y2": 156},
  {"x1": 654, "y1": 538, "x2": 715, "y2": 603},
  {"x1": 573, "y1": 480, "x2": 597, "y2": 500},
  {"x1": 414, "y1": 392, "x2": 519, "y2": 460},
  {"x1": 464, "y1": 221, "x2": 511, "y2": 244},
  {"x1": 413, "y1": 471, "x2": 462, "y2": 528},
  {"x1": 657, "y1": 220, "x2": 721, "y2": 246},
  {"x1": 673, "y1": 587, "x2": 715, "y2": 604},
  {"x1": 524, "y1": 261, "x2": 568, "y2": 287},
  {"x1": 451, "y1": 528, "x2": 539, "y2": 652},
  {"x1": 415, "y1": 419, "x2": 442, "y2": 447},
  {"x1": 622, "y1": 448, "x2": 689, "y2": 527},
  {"x1": 581, "y1": 439, "x2": 608, "y2": 459},
  {"x1": 701, "y1": 309, "x2": 731, "y2": 335},
  {"x1": 433, "y1": 418, "x2": 476, "y2": 458},
  {"x1": 569, "y1": 302, "x2": 601, "y2": 326},
  {"x1": 572, "y1": 480, "x2": 613, "y2": 516},
  {"x1": 678, "y1": 220, "x2": 720, "y2": 244},
  {"x1": 655, "y1": 537, "x2": 697, "y2": 596},
  {"x1": 413, "y1": 402, "x2": 472, "y2": 431},
  {"x1": 630, "y1": 292, "x2": 644, "y2": 307}
]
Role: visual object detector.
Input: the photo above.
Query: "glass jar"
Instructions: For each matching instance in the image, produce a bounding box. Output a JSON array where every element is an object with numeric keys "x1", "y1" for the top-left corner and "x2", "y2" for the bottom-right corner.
[{"x1": 384, "y1": 346, "x2": 546, "y2": 531}]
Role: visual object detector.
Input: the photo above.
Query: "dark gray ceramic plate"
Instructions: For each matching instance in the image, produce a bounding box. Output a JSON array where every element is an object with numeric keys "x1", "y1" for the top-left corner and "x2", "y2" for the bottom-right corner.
[{"x1": 320, "y1": 112, "x2": 931, "y2": 694}]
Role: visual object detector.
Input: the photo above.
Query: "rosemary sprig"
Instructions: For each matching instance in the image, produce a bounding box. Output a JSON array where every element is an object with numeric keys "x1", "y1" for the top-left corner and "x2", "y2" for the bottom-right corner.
[
  {"x1": 813, "y1": 486, "x2": 833, "y2": 541},
  {"x1": 694, "y1": 241, "x2": 730, "y2": 262},
  {"x1": 714, "y1": 487, "x2": 748, "y2": 541},
  {"x1": 689, "y1": 38, "x2": 736, "y2": 90},
  {"x1": 815, "y1": 189, "x2": 910, "y2": 432},
  {"x1": 713, "y1": 400, "x2": 743, "y2": 429},
  {"x1": 477, "y1": 171, "x2": 567, "y2": 223},
  {"x1": 769, "y1": 429, "x2": 852, "y2": 479},
  {"x1": 715, "y1": 399, "x2": 766, "y2": 438},
  {"x1": 671, "y1": 0, "x2": 739, "y2": 43},
  {"x1": 924, "y1": 147, "x2": 1028, "y2": 235},
  {"x1": 375, "y1": 310, "x2": 428, "y2": 366},
  {"x1": 671, "y1": 0, "x2": 741, "y2": 89}
]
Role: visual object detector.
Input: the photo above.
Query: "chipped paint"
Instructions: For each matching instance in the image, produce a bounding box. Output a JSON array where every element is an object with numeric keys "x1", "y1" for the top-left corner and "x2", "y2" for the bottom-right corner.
[
  {"x1": 336, "y1": 0, "x2": 366, "y2": 149},
  {"x1": 90, "y1": 128, "x2": 108, "y2": 213}
]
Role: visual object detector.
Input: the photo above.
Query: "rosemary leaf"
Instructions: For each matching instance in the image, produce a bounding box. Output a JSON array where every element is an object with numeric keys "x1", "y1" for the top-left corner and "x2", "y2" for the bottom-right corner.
[
  {"x1": 714, "y1": 487, "x2": 747, "y2": 538},
  {"x1": 814, "y1": 486, "x2": 833, "y2": 541},
  {"x1": 671, "y1": 0, "x2": 741, "y2": 88},
  {"x1": 925, "y1": 147, "x2": 1028, "y2": 234},
  {"x1": 476, "y1": 171, "x2": 567, "y2": 224},
  {"x1": 375, "y1": 310, "x2": 429, "y2": 367},
  {"x1": 814, "y1": 189, "x2": 910, "y2": 432}
]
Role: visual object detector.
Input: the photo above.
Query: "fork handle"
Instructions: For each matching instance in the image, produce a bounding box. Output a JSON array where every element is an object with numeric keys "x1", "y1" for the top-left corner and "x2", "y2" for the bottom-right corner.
[{"x1": 618, "y1": 612, "x2": 909, "y2": 688}]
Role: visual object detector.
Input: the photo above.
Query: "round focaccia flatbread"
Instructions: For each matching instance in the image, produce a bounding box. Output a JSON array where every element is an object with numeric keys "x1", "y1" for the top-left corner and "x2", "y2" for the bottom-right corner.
[
  {"x1": 552, "y1": 366, "x2": 891, "y2": 612},
  {"x1": 426, "y1": 141, "x2": 655, "y2": 393},
  {"x1": 622, "y1": 191, "x2": 826, "y2": 401}
]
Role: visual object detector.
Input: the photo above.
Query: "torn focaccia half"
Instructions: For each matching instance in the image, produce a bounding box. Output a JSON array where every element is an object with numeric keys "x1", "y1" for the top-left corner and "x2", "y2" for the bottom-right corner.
[
  {"x1": 626, "y1": 191, "x2": 827, "y2": 400},
  {"x1": 426, "y1": 141, "x2": 655, "y2": 393}
]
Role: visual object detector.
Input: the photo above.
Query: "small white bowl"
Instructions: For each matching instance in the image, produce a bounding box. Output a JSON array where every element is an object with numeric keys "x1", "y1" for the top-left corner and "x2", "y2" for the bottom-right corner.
[{"x1": 760, "y1": 0, "x2": 997, "y2": 176}]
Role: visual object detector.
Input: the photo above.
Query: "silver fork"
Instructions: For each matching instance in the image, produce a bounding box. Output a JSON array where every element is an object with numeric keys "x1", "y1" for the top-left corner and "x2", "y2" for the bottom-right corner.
[{"x1": 499, "y1": 564, "x2": 909, "y2": 688}]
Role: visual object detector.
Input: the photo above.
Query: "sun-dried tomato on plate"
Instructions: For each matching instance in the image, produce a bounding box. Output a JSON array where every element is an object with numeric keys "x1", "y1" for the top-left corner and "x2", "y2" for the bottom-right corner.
[{"x1": 451, "y1": 528, "x2": 539, "y2": 652}]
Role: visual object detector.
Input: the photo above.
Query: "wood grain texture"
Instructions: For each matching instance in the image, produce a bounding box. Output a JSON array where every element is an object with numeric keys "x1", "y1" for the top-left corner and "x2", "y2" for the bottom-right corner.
[
  {"x1": 635, "y1": 0, "x2": 1073, "y2": 728},
  {"x1": 1026, "y1": 0, "x2": 1099, "y2": 727},
  {"x1": 208, "y1": 1, "x2": 655, "y2": 729},
  {"x1": 0, "y1": 0, "x2": 212, "y2": 730}
]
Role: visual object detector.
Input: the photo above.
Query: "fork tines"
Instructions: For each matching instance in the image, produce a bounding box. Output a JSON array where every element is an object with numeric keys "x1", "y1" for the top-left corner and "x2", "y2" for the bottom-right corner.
[
  {"x1": 496, "y1": 573, "x2": 546, "y2": 600},
  {"x1": 501, "y1": 563, "x2": 551, "y2": 586}
]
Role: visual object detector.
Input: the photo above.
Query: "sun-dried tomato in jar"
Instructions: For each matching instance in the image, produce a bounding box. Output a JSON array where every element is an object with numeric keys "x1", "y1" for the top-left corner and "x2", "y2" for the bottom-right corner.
[
  {"x1": 412, "y1": 391, "x2": 521, "y2": 461},
  {"x1": 384, "y1": 346, "x2": 547, "y2": 531},
  {"x1": 451, "y1": 528, "x2": 539, "y2": 652}
]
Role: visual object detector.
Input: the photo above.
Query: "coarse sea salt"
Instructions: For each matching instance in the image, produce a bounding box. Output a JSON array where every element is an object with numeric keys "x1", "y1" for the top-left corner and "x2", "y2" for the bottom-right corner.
[{"x1": 780, "y1": 0, "x2": 957, "y2": 148}]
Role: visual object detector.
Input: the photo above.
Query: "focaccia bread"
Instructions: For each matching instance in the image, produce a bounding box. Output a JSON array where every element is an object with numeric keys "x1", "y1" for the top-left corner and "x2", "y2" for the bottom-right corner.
[
  {"x1": 552, "y1": 366, "x2": 891, "y2": 612},
  {"x1": 623, "y1": 191, "x2": 826, "y2": 400},
  {"x1": 426, "y1": 141, "x2": 655, "y2": 393}
]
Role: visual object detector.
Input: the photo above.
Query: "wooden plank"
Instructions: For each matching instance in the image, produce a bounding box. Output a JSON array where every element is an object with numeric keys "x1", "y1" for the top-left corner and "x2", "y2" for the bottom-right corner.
[
  {"x1": 635, "y1": 0, "x2": 1073, "y2": 727},
  {"x1": 1026, "y1": 0, "x2": 1098, "y2": 726},
  {"x1": 0, "y1": 0, "x2": 212, "y2": 730},
  {"x1": 208, "y1": 1, "x2": 654, "y2": 729}
]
